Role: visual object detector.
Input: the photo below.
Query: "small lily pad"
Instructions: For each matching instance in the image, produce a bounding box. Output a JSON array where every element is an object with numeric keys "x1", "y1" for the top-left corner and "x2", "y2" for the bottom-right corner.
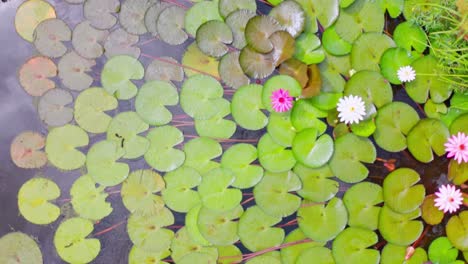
[
  {"x1": 19, "y1": 56, "x2": 57, "y2": 97},
  {"x1": 407, "y1": 118, "x2": 450, "y2": 163},
  {"x1": 245, "y1": 15, "x2": 282, "y2": 53},
  {"x1": 428, "y1": 237, "x2": 459, "y2": 264},
  {"x1": 145, "y1": 125, "x2": 185, "y2": 172},
  {"x1": 58, "y1": 51, "x2": 96, "y2": 91},
  {"x1": 10, "y1": 131, "x2": 48, "y2": 169},
  {"x1": 170, "y1": 227, "x2": 218, "y2": 262},
  {"x1": 258, "y1": 133, "x2": 296, "y2": 173},
  {"x1": 101, "y1": 55, "x2": 144, "y2": 100},
  {"x1": 290, "y1": 99, "x2": 327, "y2": 133},
  {"x1": 184, "y1": 1, "x2": 223, "y2": 37},
  {"x1": 332, "y1": 227, "x2": 380, "y2": 264},
  {"x1": 18, "y1": 177, "x2": 60, "y2": 225},
  {"x1": 72, "y1": 21, "x2": 108, "y2": 59},
  {"x1": 343, "y1": 182, "x2": 383, "y2": 231},
  {"x1": 379, "y1": 205, "x2": 423, "y2": 246},
  {"x1": 46, "y1": 125, "x2": 89, "y2": 170},
  {"x1": 393, "y1": 21, "x2": 427, "y2": 53},
  {"x1": 383, "y1": 168, "x2": 425, "y2": 214},
  {"x1": 239, "y1": 46, "x2": 276, "y2": 79},
  {"x1": 0, "y1": 232, "x2": 43, "y2": 264},
  {"x1": 293, "y1": 164, "x2": 339, "y2": 203},
  {"x1": 293, "y1": 32, "x2": 325, "y2": 65},
  {"x1": 267, "y1": 112, "x2": 296, "y2": 147},
  {"x1": 162, "y1": 166, "x2": 201, "y2": 213},
  {"x1": 197, "y1": 205, "x2": 244, "y2": 246},
  {"x1": 157, "y1": 6, "x2": 188, "y2": 45},
  {"x1": 318, "y1": 52, "x2": 350, "y2": 93},
  {"x1": 421, "y1": 195, "x2": 444, "y2": 225},
  {"x1": 198, "y1": 168, "x2": 242, "y2": 212},
  {"x1": 262, "y1": 75, "x2": 302, "y2": 112},
  {"x1": 38, "y1": 89, "x2": 73, "y2": 127},
  {"x1": 231, "y1": 84, "x2": 268, "y2": 130},
  {"x1": 280, "y1": 228, "x2": 326, "y2": 264},
  {"x1": 33, "y1": 18, "x2": 71, "y2": 58},
  {"x1": 83, "y1": 0, "x2": 120, "y2": 30},
  {"x1": 221, "y1": 144, "x2": 264, "y2": 189},
  {"x1": 183, "y1": 137, "x2": 222, "y2": 174},
  {"x1": 70, "y1": 175, "x2": 113, "y2": 220}
]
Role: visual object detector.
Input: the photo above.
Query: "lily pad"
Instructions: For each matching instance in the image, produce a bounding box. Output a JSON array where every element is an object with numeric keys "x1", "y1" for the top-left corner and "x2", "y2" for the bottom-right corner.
[
  {"x1": 128, "y1": 246, "x2": 170, "y2": 264},
  {"x1": 447, "y1": 211, "x2": 468, "y2": 251},
  {"x1": 19, "y1": 56, "x2": 57, "y2": 97},
  {"x1": 383, "y1": 168, "x2": 425, "y2": 214},
  {"x1": 182, "y1": 42, "x2": 220, "y2": 78},
  {"x1": 101, "y1": 55, "x2": 144, "y2": 100},
  {"x1": 343, "y1": 182, "x2": 383, "y2": 231},
  {"x1": 294, "y1": 164, "x2": 339, "y2": 203},
  {"x1": 219, "y1": 51, "x2": 250, "y2": 89},
  {"x1": 258, "y1": 133, "x2": 296, "y2": 173},
  {"x1": 10, "y1": 131, "x2": 48, "y2": 169},
  {"x1": 269, "y1": 0, "x2": 305, "y2": 38},
  {"x1": 144, "y1": 2, "x2": 171, "y2": 37},
  {"x1": 119, "y1": 0, "x2": 155, "y2": 35},
  {"x1": 231, "y1": 84, "x2": 268, "y2": 130},
  {"x1": 322, "y1": 25, "x2": 353, "y2": 56},
  {"x1": 70, "y1": 175, "x2": 113, "y2": 220},
  {"x1": 183, "y1": 137, "x2": 222, "y2": 174},
  {"x1": 198, "y1": 168, "x2": 242, "y2": 212},
  {"x1": 86, "y1": 140, "x2": 130, "y2": 186},
  {"x1": 332, "y1": 227, "x2": 380, "y2": 264},
  {"x1": 421, "y1": 195, "x2": 444, "y2": 225},
  {"x1": 280, "y1": 228, "x2": 326, "y2": 264},
  {"x1": 407, "y1": 118, "x2": 450, "y2": 163},
  {"x1": 254, "y1": 170, "x2": 302, "y2": 217},
  {"x1": 185, "y1": 205, "x2": 212, "y2": 246},
  {"x1": 221, "y1": 144, "x2": 264, "y2": 189},
  {"x1": 178, "y1": 252, "x2": 218, "y2": 264},
  {"x1": 46, "y1": 125, "x2": 89, "y2": 170},
  {"x1": 345, "y1": 70, "x2": 393, "y2": 110},
  {"x1": 0, "y1": 232, "x2": 43, "y2": 264},
  {"x1": 298, "y1": 197, "x2": 348, "y2": 242},
  {"x1": 238, "y1": 205, "x2": 284, "y2": 252},
  {"x1": 380, "y1": 47, "x2": 415, "y2": 84},
  {"x1": 157, "y1": 6, "x2": 188, "y2": 45},
  {"x1": 297, "y1": 247, "x2": 335, "y2": 264},
  {"x1": 270, "y1": 31, "x2": 296, "y2": 66},
  {"x1": 194, "y1": 99, "x2": 236, "y2": 139},
  {"x1": 295, "y1": 0, "x2": 340, "y2": 33},
  {"x1": 318, "y1": 52, "x2": 350, "y2": 93},
  {"x1": 428, "y1": 237, "x2": 459, "y2": 264},
  {"x1": 135, "y1": 80, "x2": 178, "y2": 126},
  {"x1": 145, "y1": 125, "x2": 185, "y2": 172},
  {"x1": 196, "y1": 20, "x2": 233, "y2": 58},
  {"x1": 83, "y1": 0, "x2": 120, "y2": 30},
  {"x1": 377, "y1": 0, "x2": 404, "y2": 18},
  {"x1": 15, "y1": 0, "x2": 56, "y2": 42},
  {"x1": 279, "y1": 58, "x2": 309, "y2": 88},
  {"x1": 107, "y1": 112, "x2": 150, "y2": 159},
  {"x1": 381, "y1": 244, "x2": 428, "y2": 264},
  {"x1": 244, "y1": 15, "x2": 282, "y2": 53},
  {"x1": 374, "y1": 102, "x2": 420, "y2": 152},
  {"x1": 33, "y1": 18, "x2": 71, "y2": 58},
  {"x1": 18, "y1": 177, "x2": 60, "y2": 225},
  {"x1": 379, "y1": 205, "x2": 423, "y2": 246},
  {"x1": 162, "y1": 166, "x2": 201, "y2": 213},
  {"x1": 450, "y1": 113, "x2": 468, "y2": 134},
  {"x1": 38, "y1": 89, "x2": 73, "y2": 127},
  {"x1": 104, "y1": 28, "x2": 140, "y2": 59},
  {"x1": 329, "y1": 133, "x2": 376, "y2": 183},
  {"x1": 225, "y1": 9, "x2": 256, "y2": 49},
  {"x1": 393, "y1": 21, "x2": 427, "y2": 53},
  {"x1": 121, "y1": 169, "x2": 166, "y2": 216},
  {"x1": 197, "y1": 205, "x2": 244, "y2": 246},
  {"x1": 170, "y1": 227, "x2": 218, "y2": 262},
  {"x1": 217, "y1": 245, "x2": 242, "y2": 264},
  {"x1": 184, "y1": 1, "x2": 223, "y2": 37},
  {"x1": 351, "y1": 32, "x2": 395, "y2": 72},
  {"x1": 54, "y1": 218, "x2": 101, "y2": 264},
  {"x1": 74, "y1": 87, "x2": 118, "y2": 134},
  {"x1": 145, "y1": 56, "x2": 184, "y2": 83},
  {"x1": 290, "y1": 99, "x2": 327, "y2": 133},
  {"x1": 292, "y1": 128, "x2": 334, "y2": 168},
  {"x1": 293, "y1": 32, "x2": 325, "y2": 65},
  {"x1": 239, "y1": 46, "x2": 276, "y2": 79},
  {"x1": 58, "y1": 51, "x2": 96, "y2": 91},
  {"x1": 72, "y1": 21, "x2": 108, "y2": 59},
  {"x1": 219, "y1": 0, "x2": 256, "y2": 18},
  {"x1": 262, "y1": 75, "x2": 302, "y2": 112}
]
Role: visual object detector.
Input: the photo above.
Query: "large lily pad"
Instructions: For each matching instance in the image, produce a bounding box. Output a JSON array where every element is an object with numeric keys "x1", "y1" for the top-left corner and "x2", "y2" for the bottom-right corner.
[
  {"x1": 194, "y1": 99, "x2": 236, "y2": 139},
  {"x1": 383, "y1": 168, "x2": 425, "y2": 214},
  {"x1": 86, "y1": 140, "x2": 129, "y2": 186},
  {"x1": 329, "y1": 133, "x2": 376, "y2": 183},
  {"x1": 332, "y1": 227, "x2": 380, "y2": 264},
  {"x1": 162, "y1": 166, "x2": 201, "y2": 213},
  {"x1": 45, "y1": 125, "x2": 89, "y2": 170},
  {"x1": 393, "y1": 21, "x2": 427, "y2": 53},
  {"x1": 379, "y1": 205, "x2": 423, "y2": 246},
  {"x1": 18, "y1": 177, "x2": 60, "y2": 225},
  {"x1": 183, "y1": 137, "x2": 222, "y2": 174},
  {"x1": 295, "y1": 0, "x2": 339, "y2": 33},
  {"x1": 145, "y1": 125, "x2": 185, "y2": 172},
  {"x1": 292, "y1": 128, "x2": 334, "y2": 168},
  {"x1": 231, "y1": 84, "x2": 268, "y2": 131},
  {"x1": 170, "y1": 227, "x2": 218, "y2": 262},
  {"x1": 198, "y1": 168, "x2": 242, "y2": 212},
  {"x1": 343, "y1": 182, "x2": 383, "y2": 231},
  {"x1": 421, "y1": 195, "x2": 444, "y2": 226},
  {"x1": 184, "y1": 1, "x2": 223, "y2": 36},
  {"x1": 0, "y1": 232, "x2": 43, "y2": 264},
  {"x1": 70, "y1": 175, "x2": 113, "y2": 221},
  {"x1": 428, "y1": 237, "x2": 460, "y2": 264},
  {"x1": 267, "y1": 112, "x2": 296, "y2": 147},
  {"x1": 58, "y1": 51, "x2": 96, "y2": 91},
  {"x1": 447, "y1": 211, "x2": 468, "y2": 251},
  {"x1": 344, "y1": 70, "x2": 393, "y2": 110},
  {"x1": 135, "y1": 80, "x2": 178, "y2": 126},
  {"x1": 407, "y1": 118, "x2": 450, "y2": 163},
  {"x1": 221, "y1": 144, "x2": 264, "y2": 189},
  {"x1": 280, "y1": 228, "x2": 326, "y2": 264},
  {"x1": 351, "y1": 32, "x2": 395, "y2": 72},
  {"x1": 258, "y1": 133, "x2": 296, "y2": 173},
  {"x1": 101, "y1": 55, "x2": 144, "y2": 100},
  {"x1": 197, "y1": 205, "x2": 243, "y2": 246},
  {"x1": 293, "y1": 164, "x2": 339, "y2": 203},
  {"x1": 15, "y1": 0, "x2": 56, "y2": 42},
  {"x1": 380, "y1": 47, "x2": 415, "y2": 84},
  {"x1": 381, "y1": 243, "x2": 428, "y2": 264}
]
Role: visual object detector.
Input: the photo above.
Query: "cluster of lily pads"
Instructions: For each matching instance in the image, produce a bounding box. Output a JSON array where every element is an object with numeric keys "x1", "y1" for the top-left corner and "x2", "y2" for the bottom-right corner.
[{"x1": 2, "y1": 0, "x2": 468, "y2": 263}]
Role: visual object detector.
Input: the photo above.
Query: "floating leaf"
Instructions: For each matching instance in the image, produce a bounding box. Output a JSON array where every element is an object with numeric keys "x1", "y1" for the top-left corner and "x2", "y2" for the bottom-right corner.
[
  {"x1": 332, "y1": 227, "x2": 380, "y2": 264},
  {"x1": 184, "y1": 1, "x2": 223, "y2": 36},
  {"x1": 381, "y1": 244, "x2": 428, "y2": 264},
  {"x1": 178, "y1": 252, "x2": 218, "y2": 264},
  {"x1": 194, "y1": 99, "x2": 236, "y2": 139},
  {"x1": 294, "y1": 32, "x2": 325, "y2": 65},
  {"x1": 0, "y1": 232, "x2": 43, "y2": 264},
  {"x1": 101, "y1": 55, "x2": 144, "y2": 100},
  {"x1": 428, "y1": 237, "x2": 459, "y2": 264},
  {"x1": 18, "y1": 177, "x2": 60, "y2": 225},
  {"x1": 72, "y1": 21, "x2": 108, "y2": 59},
  {"x1": 104, "y1": 28, "x2": 140, "y2": 59},
  {"x1": 351, "y1": 32, "x2": 395, "y2": 72},
  {"x1": 186, "y1": 205, "x2": 212, "y2": 246},
  {"x1": 329, "y1": 133, "x2": 376, "y2": 183},
  {"x1": 74, "y1": 87, "x2": 118, "y2": 134},
  {"x1": 144, "y1": 1, "x2": 171, "y2": 36},
  {"x1": 128, "y1": 246, "x2": 170, "y2": 264},
  {"x1": 343, "y1": 182, "x2": 383, "y2": 231},
  {"x1": 38, "y1": 89, "x2": 73, "y2": 127},
  {"x1": 345, "y1": 70, "x2": 393, "y2": 110},
  {"x1": 269, "y1": 0, "x2": 305, "y2": 38},
  {"x1": 245, "y1": 15, "x2": 282, "y2": 53},
  {"x1": 294, "y1": 164, "x2": 338, "y2": 203},
  {"x1": 197, "y1": 205, "x2": 243, "y2": 246},
  {"x1": 239, "y1": 46, "x2": 276, "y2": 79},
  {"x1": 170, "y1": 227, "x2": 218, "y2": 262},
  {"x1": 270, "y1": 31, "x2": 295, "y2": 66},
  {"x1": 298, "y1": 197, "x2": 348, "y2": 242},
  {"x1": 196, "y1": 20, "x2": 233, "y2": 58},
  {"x1": 219, "y1": 0, "x2": 256, "y2": 18},
  {"x1": 322, "y1": 25, "x2": 352, "y2": 56},
  {"x1": 379, "y1": 205, "x2": 423, "y2": 246},
  {"x1": 295, "y1": 0, "x2": 340, "y2": 33},
  {"x1": 293, "y1": 128, "x2": 334, "y2": 168},
  {"x1": 145, "y1": 57, "x2": 184, "y2": 83},
  {"x1": 318, "y1": 52, "x2": 350, "y2": 93},
  {"x1": 182, "y1": 43, "x2": 220, "y2": 78},
  {"x1": 247, "y1": 254, "x2": 282, "y2": 264},
  {"x1": 157, "y1": 6, "x2": 188, "y2": 45},
  {"x1": 217, "y1": 245, "x2": 242, "y2": 264},
  {"x1": 145, "y1": 126, "x2": 185, "y2": 172},
  {"x1": 225, "y1": 9, "x2": 256, "y2": 49},
  {"x1": 393, "y1": 21, "x2": 427, "y2": 53},
  {"x1": 448, "y1": 159, "x2": 468, "y2": 186},
  {"x1": 383, "y1": 168, "x2": 425, "y2": 214},
  {"x1": 262, "y1": 75, "x2": 302, "y2": 112},
  {"x1": 58, "y1": 51, "x2": 96, "y2": 91},
  {"x1": 19, "y1": 56, "x2": 57, "y2": 97},
  {"x1": 407, "y1": 118, "x2": 450, "y2": 163},
  {"x1": 135, "y1": 80, "x2": 178, "y2": 126},
  {"x1": 297, "y1": 247, "x2": 334, "y2": 264},
  {"x1": 162, "y1": 166, "x2": 201, "y2": 213},
  {"x1": 46, "y1": 125, "x2": 89, "y2": 170},
  {"x1": 290, "y1": 99, "x2": 327, "y2": 133},
  {"x1": 70, "y1": 175, "x2": 113, "y2": 220},
  {"x1": 10, "y1": 131, "x2": 47, "y2": 169},
  {"x1": 450, "y1": 113, "x2": 468, "y2": 134},
  {"x1": 421, "y1": 195, "x2": 444, "y2": 225},
  {"x1": 54, "y1": 218, "x2": 101, "y2": 264},
  {"x1": 447, "y1": 211, "x2": 468, "y2": 251},
  {"x1": 221, "y1": 144, "x2": 264, "y2": 189},
  {"x1": 219, "y1": 51, "x2": 250, "y2": 89},
  {"x1": 198, "y1": 168, "x2": 242, "y2": 212},
  {"x1": 254, "y1": 170, "x2": 302, "y2": 217},
  {"x1": 83, "y1": 0, "x2": 120, "y2": 30},
  {"x1": 279, "y1": 58, "x2": 309, "y2": 87},
  {"x1": 231, "y1": 84, "x2": 268, "y2": 130},
  {"x1": 258, "y1": 133, "x2": 296, "y2": 172},
  {"x1": 119, "y1": 0, "x2": 154, "y2": 35},
  {"x1": 86, "y1": 140, "x2": 129, "y2": 186},
  {"x1": 33, "y1": 18, "x2": 71, "y2": 58},
  {"x1": 121, "y1": 169, "x2": 166, "y2": 216},
  {"x1": 238, "y1": 205, "x2": 284, "y2": 252},
  {"x1": 377, "y1": 0, "x2": 404, "y2": 18},
  {"x1": 280, "y1": 228, "x2": 326, "y2": 264},
  {"x1": 380, "y1": 47, "x2": 414, "y2": 84},
  {"x1": 183, "y1": 137, "x2": 222, "y2": 174},
  {"x1": 15, "y1": 0, "x2": 56, "y2": 42}
]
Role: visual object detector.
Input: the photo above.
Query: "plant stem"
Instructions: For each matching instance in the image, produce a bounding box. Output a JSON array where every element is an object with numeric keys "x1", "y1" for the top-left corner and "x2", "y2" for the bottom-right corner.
[
  {"x1": 93, "y1": 220, "x2": 126, "y2": 236},
  {"x1": 241, "y1": 196, "x2": 255, "y2": 205}
]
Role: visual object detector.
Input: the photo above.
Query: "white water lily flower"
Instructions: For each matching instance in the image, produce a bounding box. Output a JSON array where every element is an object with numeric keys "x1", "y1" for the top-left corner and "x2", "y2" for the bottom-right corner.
[
  {"x1": 336, "y1": 95, "x2": 366, "y2": 125},
  {"x1": 397, "y1": 65, "x2": 416, "y2": 83}
]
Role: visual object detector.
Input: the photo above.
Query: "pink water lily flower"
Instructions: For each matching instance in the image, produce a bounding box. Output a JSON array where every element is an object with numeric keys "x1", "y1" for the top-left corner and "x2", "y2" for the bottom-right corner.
[
  {"x1": 270, "y1": 89, "x2": 293, "y2": 112},
  {"x1": 434, "y1": 184, "x2": 463, "y2": 214},
  {"x1": 445, "y1": 132, "x2": 468, "y2": 164}
]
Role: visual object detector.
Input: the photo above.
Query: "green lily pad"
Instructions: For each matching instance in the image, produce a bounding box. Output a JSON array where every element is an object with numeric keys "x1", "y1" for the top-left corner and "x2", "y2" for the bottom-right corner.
[
  {"x1": 329, "y1": 133, "x2": 376, "y2": 183},
  {"x1": 231, "y1": 84, "x2": 268, "y2": 131},
  {"x1": 318, "y1": 52, "x2": 350, "y2": 93},
  {"x1": 379, "y1": 205, "x2": 423, "y2": 246},
  {"x1": 186, "y1": 205, "x2": 212, "y2": 246},
  {"x1": 225, "y1": 9, "x2": 256, "y2": 49},
  {"x1": 238, "y1": 205, "x2": 284, "y2": 252},
  {"x1": 351, "y1": 32, "x2": 395, "y2": 72},
  {"x1": 0, "y1": 232, "x2": 43, "y2": 264},
  {"x1": 429, "y1": 237, "x2": 459, "y2": 264},
  {"x1": 74, "y1": 87, "x2": 118, "y2": 134},
  {"x1": 18, "y1": 177, "x2": 60, "y2": 225},
  {"x1": 448, "y1": 159, "x2": 468, "y2": 186},
  {"x1": 162, "y1": 166, "x2": 201, "y2": 213},
  {"x1": 107, "y1": 112, "x2": 150, "y2": 159},
  {"x1": 345, "y1": 70, "x2": 393, "y2": 110},
  {"x1": 121, "y1": 170, "x2": 166, "y2": 216},
  {"x1": 247, "y1": 254, "x2": 281, "y2": 264},
  {"x1": 425, "y1": 99, "x2": 448, "y2": 119},
  {"x1": 184, "y1": 1, "x2": 222, "y2": 37},
  {"x1": 182, "y1": 42, "x2": 220, "y2": 79},
  {"x1": 197, "y1": 205, "x2": 243, "y2": 246},
  {"x1": 293, "y1": 32, "x2": 325, "y2": 65},
  {"x1": 450, "y1": 114, "x2": 468, "y2": 134},
  {"x1": 374, "y1": 102, "x2": 420, "y2": 152},
  {"x1": 128, "y1": 246, "x2": 170, "y2": 264},
  {"x1": 332, "y1": 227, "x2": 380, "y2": 264},
  {"x1": 290, "y1": 99, "x2": 328, "y2": 133},
  {"x1": 447, "y1": 211, "x2": 468, "y2": 251},
  {"x1": 280, "y1": 228, "x2": 326, "y2": 264},
  {"x1": 258, "y1": 133, "x2": 296, "y2": 173},
  {"x1": 295, "y1": 0, "x2": 339, "y2": 33},
  {"x1": 145, "y1": 125, "x2": 185, "y2": 172},
  {"x1": 86, "y1": 140, "x2": 130, "y2": 186},
  {"x1": 135, "y1": 80, "x2": 179, "y2": 126},
  {"x1": 45, "y1": 125, "x2": 89, "y2": 170},
  {"x1": 383, "y1": 168, "x2": 425, "y2": 214},
  {"x1": 393, "y1": 21, "x2": 427, "y2": 53},
  {"x1": 407, "y1": 118, "x2": 450, "y2": 163},
  {"x1": 350, "y1": 118, "x2": 376, "y2": 137},
  {"x1": 322, "y1": 25, "x2": 352, "y2": 56},
  {"x1": 292, "y1": 128, "x2": 334, "y2": 168},
  {"x1": 406, "y1": 55, "x2": 452, "y2": 104},
  {"x1": 219, "y1": 51, "x2": 250, "y2": 89},
  {"x1": 377, "y1": 0, "x2": 404, "y2": 18},
  {"x1": 170, "y1": 227, "x2": 218, "y2": 262},
  {"x1": 198, "y1": 168, "x2": 242, "y2": 212},
  {"x1": 343, "y1": 182, "x2": 383, "y2": 231},
  {"x1": 267, "y1": 112, "x2": 296, "y2": 147},
  {"x1": 54, "y1": 218, "x2": 101, "y2": 264},
  {"x1": 421, "y1": 195, "x2": 444, "y2": 225},
  {"x1": 221, "y1": 144, "x2": 264, "y2": 189},
  {"x1": 178, "y1": 252, "x2": 217, "y2": 264},
  {"x1": 269, "y1": 0, "x2": 305, "y2": 38},
  {"x1": 183, "y1": 137, "x2": 222, "y2": 174},
  {"x1": 381, "y1": 244, "x2": 428, "y2": 264},
  {"x1": 298, "y1": 197, "x2": 348, "y2": 242},
  {"x1": 101, "y1": 55, "x2": 144, "y2": 100},
  {"x1": 180, "y1": 74, "x2": 224, "y2": 120},
  {"x1": 253, "y1": 170, "x2": 302, "y2": 217},
  {"x1": 127, "y1": 208, "x2": 174, "y2": 252},
  {"x1": 196, "y1": 20, "x2": 233, "y2": 58},
  {"x1": 380, "y1": 47, "x2": 414, "y2": 84},
  {"x1": 217, "y1": 245, "x2": 242, "y2": 264},
  {"x1": 194, "y1": 99, "x2": 236, "y2": 139},
  {"x1": 71, "y1": 175, "x2": 112, "y2": 220},
  {"x1": 293, "y1": 164, "x2": 338, "y2": 203},
  {"x1": 297, "y1": 247, "x2": 335, "y2": 264},
  {"x1": 218, "y1": 0, "x2": 256, "y2": 18},
  {"x1": 262, "y1": 75, "x2": 302, "y2": 112}
]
